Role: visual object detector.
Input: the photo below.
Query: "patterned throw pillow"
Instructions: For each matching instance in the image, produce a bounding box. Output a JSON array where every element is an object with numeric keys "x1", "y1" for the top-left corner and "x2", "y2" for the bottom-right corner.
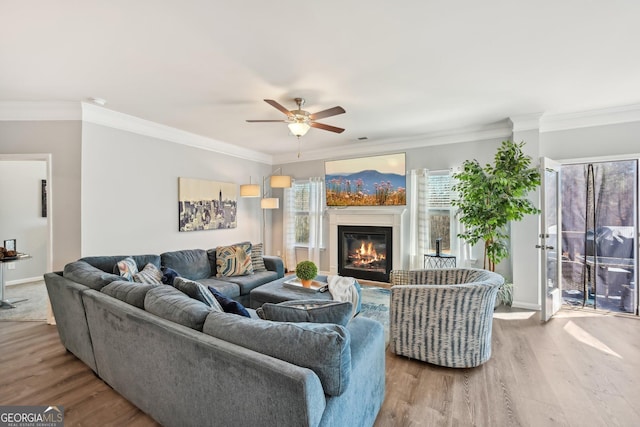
[
  {"x1": 250, "y1": 243, "x2": 267, "y2": 272},
  {"x1": 173, "y1": 277, "x2": 223, "y2": 312},
  {"x1": 133, "y1": 263, "x2": 163, "y2": 284},
  {"x1": 116, "y1": 257, "x2": 139, "y2": 282},
  {"x1": 216, "y1": 243, "x2": 253, "y2": 277}
]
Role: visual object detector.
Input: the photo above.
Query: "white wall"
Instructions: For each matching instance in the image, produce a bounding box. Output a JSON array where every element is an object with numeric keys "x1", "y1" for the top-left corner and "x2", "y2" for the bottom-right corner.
[
  {"x1": 0, "y1": 161, "x2": 47, "y2": 283},
  {"x1": 81, "y1": 122, "x2": 271, "y2": 255},
  {"x1": 0, "y1": 121, "x2": 82, "y2": 270}
]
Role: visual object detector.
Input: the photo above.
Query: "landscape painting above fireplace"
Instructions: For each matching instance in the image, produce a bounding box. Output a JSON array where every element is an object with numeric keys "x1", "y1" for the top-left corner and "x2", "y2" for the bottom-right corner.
[{"x1": 325, "y1": 153, "x2": 406, "y2": 206}]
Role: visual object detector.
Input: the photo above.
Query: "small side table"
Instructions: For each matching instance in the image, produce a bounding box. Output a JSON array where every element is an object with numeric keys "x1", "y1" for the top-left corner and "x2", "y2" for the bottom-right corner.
[
  {"x1": 424, "y1": 253, "x2": 456, "y2": 269},
  {"x1": 0, "y1": 253, "x2": 32, "y2": 309}
]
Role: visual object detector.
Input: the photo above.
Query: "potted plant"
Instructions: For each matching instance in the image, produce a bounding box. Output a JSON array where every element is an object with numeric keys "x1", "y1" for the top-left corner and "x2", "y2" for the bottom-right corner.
[
  {"x1": 452, "y1": 140, "x2": 541, "y2": 272},
  {"x1": 296, "y1": 260, "x2": 318, "y2": 287}
]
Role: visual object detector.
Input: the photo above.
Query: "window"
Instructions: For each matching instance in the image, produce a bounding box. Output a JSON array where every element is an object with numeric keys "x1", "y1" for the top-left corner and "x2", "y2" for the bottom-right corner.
[
  {"x1": 427, "y1": 171, "x2": 455, "y2": 254},
  {"x1": 292, "y1": 181, "x2": 312, "y2": 245}
]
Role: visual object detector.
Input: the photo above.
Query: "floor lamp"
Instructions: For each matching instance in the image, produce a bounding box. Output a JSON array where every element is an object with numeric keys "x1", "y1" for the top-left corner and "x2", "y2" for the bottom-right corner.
[{"x1": 261, "y1": 169, "x2": 292, "y2": 254}]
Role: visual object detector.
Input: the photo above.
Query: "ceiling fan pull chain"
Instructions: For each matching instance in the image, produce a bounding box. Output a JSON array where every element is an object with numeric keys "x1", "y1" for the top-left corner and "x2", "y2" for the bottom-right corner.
[{"x1": 297, "y1": 137, "x2": 301, "y2": 158}]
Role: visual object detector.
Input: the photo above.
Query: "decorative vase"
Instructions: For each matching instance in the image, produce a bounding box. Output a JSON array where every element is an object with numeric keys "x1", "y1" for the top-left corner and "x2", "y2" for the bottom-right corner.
[{"x1": 300, "y1": 278, "x2": 312, "y2": 287}]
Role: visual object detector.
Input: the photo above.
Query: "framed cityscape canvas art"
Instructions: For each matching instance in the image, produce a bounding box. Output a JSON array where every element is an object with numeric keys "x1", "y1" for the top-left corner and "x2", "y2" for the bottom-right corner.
[
  {"x1": 178, "y1": 178, "x2": 237, "y2": 231},
  {"x1": 325, "y1": 152, "x2": 406, "y2": 206}
]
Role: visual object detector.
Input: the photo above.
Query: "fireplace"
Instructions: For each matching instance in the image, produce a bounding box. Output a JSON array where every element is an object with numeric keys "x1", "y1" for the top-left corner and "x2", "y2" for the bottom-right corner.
[{"x1": 338, "y1": 225, "x2": 392, "y2": 282}]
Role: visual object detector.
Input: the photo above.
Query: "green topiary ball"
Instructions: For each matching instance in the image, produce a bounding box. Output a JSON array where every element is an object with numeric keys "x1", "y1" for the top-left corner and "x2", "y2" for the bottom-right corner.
[{"x1": 295, "y1": 260, "x2": 318, "y2": 281}]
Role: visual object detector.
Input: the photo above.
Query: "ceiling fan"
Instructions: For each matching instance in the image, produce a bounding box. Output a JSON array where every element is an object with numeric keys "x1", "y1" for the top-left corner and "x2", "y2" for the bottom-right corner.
[{"x1": 246, "y1": 98, "x2": 346, "y2": 137}]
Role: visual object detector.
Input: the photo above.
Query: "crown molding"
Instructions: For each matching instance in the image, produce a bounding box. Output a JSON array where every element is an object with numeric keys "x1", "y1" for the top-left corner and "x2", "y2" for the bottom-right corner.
[
  {"x1": 274, "y1": 122, "x2": 513, "y2": 164},
  {"x1": 509, "y1": 113, "x2": 543, "y2": 132},
  {"x1": 0, "y1": 101, "x2": 81, "y2": 121},
  {"x1": 540, "y1": 103, "x2": 640, "y2": 133},
  {"x1": 81, "y1": 103, "x2": 273, "y2": 164}
]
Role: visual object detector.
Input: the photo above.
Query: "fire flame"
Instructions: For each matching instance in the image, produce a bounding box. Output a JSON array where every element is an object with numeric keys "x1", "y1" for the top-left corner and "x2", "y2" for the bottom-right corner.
[{"x1": 350, "y1": 240, "x2": 385, "y2": 268}]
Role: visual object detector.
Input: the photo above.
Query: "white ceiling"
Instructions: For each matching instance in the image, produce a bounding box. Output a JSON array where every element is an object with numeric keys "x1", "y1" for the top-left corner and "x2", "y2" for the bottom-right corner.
[{"x1": 2, "y1": 1, "x2": 640, "y2": 163}]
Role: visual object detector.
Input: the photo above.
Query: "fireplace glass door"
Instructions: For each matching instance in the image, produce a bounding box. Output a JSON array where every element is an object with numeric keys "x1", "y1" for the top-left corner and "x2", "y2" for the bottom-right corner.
[{"x1": 338, "y1": 225, "x2": 392, "y2": 282}]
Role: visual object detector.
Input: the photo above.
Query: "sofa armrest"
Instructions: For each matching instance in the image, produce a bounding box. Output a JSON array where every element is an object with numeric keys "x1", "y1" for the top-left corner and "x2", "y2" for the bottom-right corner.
[{"x1": 263, "y1": 255, "x2": 284, "y2": 278}]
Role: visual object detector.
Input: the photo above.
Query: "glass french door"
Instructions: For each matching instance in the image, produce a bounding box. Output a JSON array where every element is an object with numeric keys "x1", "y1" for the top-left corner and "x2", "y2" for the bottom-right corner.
[{"x1": 540, "y1": 158, "x2": 562, "y2": 322}]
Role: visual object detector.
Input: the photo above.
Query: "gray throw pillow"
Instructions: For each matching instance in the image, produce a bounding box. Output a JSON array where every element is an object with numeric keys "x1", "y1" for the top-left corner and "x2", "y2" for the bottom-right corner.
[
  {"x1": 173, "y1": 277, "x2": 223, "y2": 312},
  {"x1": 257, "y1": 300, "x2": 352, "y2": 327}
]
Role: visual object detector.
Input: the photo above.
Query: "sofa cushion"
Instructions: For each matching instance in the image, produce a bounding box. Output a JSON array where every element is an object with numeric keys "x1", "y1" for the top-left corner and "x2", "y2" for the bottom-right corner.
[
  {"x1": 63, "y1": 261, "x2": 123, "y2": 291},
  {"x1": 257, "y1": 300, "x2": 352, "y2": 327},
  {"x1": 161, "y1": 249, "x2": 211, "y2": 281},
  {"x1": 173, "y1": 277, "x2": 223, "y2": 311},
  {"x1": 250, "y1": 242, "x2": 267, "y2": 272},
  {"x1": 216, "y1": 243, "x2": 253, "y2": 277},
  {"x1": 144, "y1": 286, "x2": 215, "y2": 331},
  {"x1": 101, "y1": 280, "x2": 160, "y2": 309},
  {"x1": 203, "y1": 311, "x2": 351, "y2": 396},
  {"x1": 133, "y1": 263, "x2": 163, "y2": 284},
  {"x1": 116, "y1": 257, "x2": 138, "y2": 281},
  {"x1": 215, "y1": 270, "x2": 279, "y2": 295},
  {"x1": 207, "y1": 286, "x2": 250, "y2": 317}
]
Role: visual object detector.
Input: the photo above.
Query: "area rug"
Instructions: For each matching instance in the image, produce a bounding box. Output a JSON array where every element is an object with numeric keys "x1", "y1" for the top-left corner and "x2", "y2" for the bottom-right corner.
[
  {"x1": 0, "y1": 281, "x2": 49, "y2": 322},
  {"x1": 358, "y1": 286, "x2": 390, "y2": 343}
]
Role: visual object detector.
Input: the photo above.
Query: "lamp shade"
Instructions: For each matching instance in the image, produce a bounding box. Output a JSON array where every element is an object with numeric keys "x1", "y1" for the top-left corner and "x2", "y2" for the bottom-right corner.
[
  {"x1": 288, "y1": 122, "x2": 311, "y2": 137},
  {"x1": 240, "y1": 183, "x2": 260, "y2": 197},
  {"x1": 270, "y1": 175, "x2": 292, "y2": 188},
  {"x1": 261, "y1": 197, "x2": 279, "y2": 209}
]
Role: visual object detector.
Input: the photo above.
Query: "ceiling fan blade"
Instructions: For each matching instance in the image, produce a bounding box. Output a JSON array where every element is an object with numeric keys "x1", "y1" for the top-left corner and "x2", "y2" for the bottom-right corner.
[
  {"x1": 264, "y1": 99, "x2": 293, "y2": 117},
  {"x1": 309, "y1": 106, "x2": 345, "y2": 120},
  {"x1": 310, "y1": 122, "x2": 345, "y2": 133},
  {"x1": 246, "y1": 120, "x2": 286, "y2": 122}
]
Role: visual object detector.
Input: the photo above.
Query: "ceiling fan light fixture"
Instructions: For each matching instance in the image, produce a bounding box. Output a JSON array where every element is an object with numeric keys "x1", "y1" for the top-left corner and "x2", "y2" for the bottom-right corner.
[{"x1": 288, "y1": 121, "x2": 311, "y2": 137}]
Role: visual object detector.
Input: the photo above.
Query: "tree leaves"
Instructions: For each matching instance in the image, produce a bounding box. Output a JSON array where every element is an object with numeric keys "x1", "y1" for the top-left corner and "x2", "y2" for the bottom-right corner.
[{"x1": 452, "y1": 140, "x2": 541, "y2": 271}]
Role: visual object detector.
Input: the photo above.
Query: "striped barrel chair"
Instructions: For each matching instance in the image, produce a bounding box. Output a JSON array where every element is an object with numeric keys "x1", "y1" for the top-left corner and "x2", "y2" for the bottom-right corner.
[{"x1": 389, "y1": 268, "x2": 504, "y2": 368}]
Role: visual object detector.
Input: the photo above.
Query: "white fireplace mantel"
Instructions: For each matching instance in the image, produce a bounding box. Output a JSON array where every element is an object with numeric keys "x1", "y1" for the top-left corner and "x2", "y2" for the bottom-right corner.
[{"x1": 327, "y1": 207, "x2": 407, "y2": 278}]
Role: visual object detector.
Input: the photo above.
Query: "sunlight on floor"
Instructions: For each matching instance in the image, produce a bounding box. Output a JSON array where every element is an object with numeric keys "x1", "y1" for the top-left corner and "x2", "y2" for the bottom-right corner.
[
  {"x1": 493, "y1": 311, "x2": 536, "y2": 320},
  {"x1": 563, "y1": 320, "x2": 622, "y2": 359}
]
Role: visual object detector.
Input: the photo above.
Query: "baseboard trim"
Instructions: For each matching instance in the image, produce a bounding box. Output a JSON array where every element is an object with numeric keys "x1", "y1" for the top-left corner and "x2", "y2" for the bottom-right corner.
[
  {"x1": 6, "y1": 276, "x2": 44, "y2": 286},
  {"x1": 512, "y1": 301, "x2": 540, "y2": 311}
]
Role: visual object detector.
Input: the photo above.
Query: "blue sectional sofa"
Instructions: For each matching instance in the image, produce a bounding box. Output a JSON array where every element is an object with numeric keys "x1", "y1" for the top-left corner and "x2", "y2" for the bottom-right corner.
[{"x1": 44, "y1": 247, "x2": 386, "y2": 427}]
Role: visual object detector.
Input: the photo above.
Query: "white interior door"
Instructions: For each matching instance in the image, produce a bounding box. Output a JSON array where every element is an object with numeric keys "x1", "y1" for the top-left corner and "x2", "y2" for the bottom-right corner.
[{"x1": 539, "y1": 157, "x2": 562, "y2": 322}]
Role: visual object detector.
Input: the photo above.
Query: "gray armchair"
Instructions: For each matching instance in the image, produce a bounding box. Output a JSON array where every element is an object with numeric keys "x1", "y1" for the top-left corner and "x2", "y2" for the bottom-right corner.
[{"x1": 389, "y1": 268, "x2": 504, "y2": 368}]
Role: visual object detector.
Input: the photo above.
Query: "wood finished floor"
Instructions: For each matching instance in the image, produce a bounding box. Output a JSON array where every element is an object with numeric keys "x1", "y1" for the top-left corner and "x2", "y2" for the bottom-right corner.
[{"x1": 1, "y1": 307, "x2": 639, "y2": 427}]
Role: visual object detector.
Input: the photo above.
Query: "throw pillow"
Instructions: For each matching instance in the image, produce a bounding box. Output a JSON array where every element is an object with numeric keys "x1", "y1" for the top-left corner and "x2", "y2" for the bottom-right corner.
[
  {"x1": 250, "y1": 242, "x2": 267, "y2": 272},
  {"x1": 116, "y1": 257, "x2": 138, "y2": 282},
  {"x1": 207, "y1": 286, "x2": 250, "y2": 317},
  {"x1": 133, "y1": 263, "x2": 163, "y2": 284},
  {"x1": 161, "y1": 266, "x2": 180, "y2": 285},
  {"x1": 216, "y1": 243, "x2": 253, "y2": 277},
  {"x1": 173, "y1": 277, "x2": 223, "y2": 312},
  {"x1": 257, "y1": 300, "x2": 352, "y2": 327}
]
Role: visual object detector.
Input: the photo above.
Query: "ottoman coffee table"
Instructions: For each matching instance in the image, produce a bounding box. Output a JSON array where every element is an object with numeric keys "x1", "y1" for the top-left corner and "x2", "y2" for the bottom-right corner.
[{"x1": 249, "y1": 274, "x2": 362, "y2": 313}]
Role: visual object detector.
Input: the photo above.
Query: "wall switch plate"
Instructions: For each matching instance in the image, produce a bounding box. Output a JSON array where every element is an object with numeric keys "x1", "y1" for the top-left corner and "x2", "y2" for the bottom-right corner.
[{"x1": 7, "y1": 263, "x2": 16, "y2": 270}]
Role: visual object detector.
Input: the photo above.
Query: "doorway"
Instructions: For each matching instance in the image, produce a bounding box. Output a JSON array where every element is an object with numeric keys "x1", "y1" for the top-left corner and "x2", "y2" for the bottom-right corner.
[{"x1": 560, "y1": 159, "x2": 638, "y2": 315}]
